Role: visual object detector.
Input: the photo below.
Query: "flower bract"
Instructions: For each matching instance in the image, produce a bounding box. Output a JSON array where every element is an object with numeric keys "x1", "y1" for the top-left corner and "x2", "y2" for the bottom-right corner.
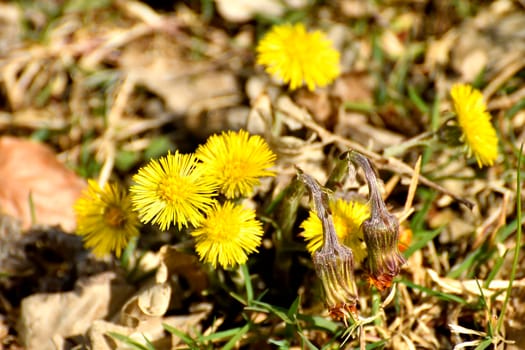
[
  {"x1": 256, "y1": 22, "x2": 340, "y2": 91},
  {"x1": 196, "y1": 129, "x2": 276, "y2": 199},
  {"x1": 301, "y1": 199, "x2": 370, "y2": 264},
  {"x1": 348, "y1": 151, "x2": 406, "y2": 291},
  {"x1": 297, "y1": 171, "x2": 359, "y2": 323},
  {"x1": 192, "y1": 201, "x2": 263, "y2": 269},
  {"x1": 130, "y1": 152, "x2": 217, "y2": 230},
  {"x1": 450, "y1": 83, "x2": 498, "y2": 167},
  {"x1": 74, "y1": 180, "x2": 140, "y2": 257}
]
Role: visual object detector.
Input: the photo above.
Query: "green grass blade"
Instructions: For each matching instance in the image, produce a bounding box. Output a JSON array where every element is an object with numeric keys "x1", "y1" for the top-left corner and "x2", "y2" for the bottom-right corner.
[
  {"x1": 403, "y1": 227, "x2": 442, "y2": 258},
  {"x1": 474, "y1": 338, "x2": 492, "y2": 350},
  {"x1": 107, "y1": 332, "x2": 155, "y2": 350},
  {"x1": 297, "y1": 332, "x2": 319, "y2": 350},
  {"x1": 496, "y1": 143, "x2": 523, "y2": 334},
  {"x1": 399, "y1": 279, "x2": 467, "y2": 305},
  {"x1": 162, "y1": 324, "x2": 198, "y2": 348},
  {"x1": 221, "y1": 323, "x2": 250, "y2": 350},
  {"x1": 408, "y1": 85, "x2": 429, "y2": 114},
  {"x1": 200, "y1": 326, "x2": 246, "y2": 342},
  {"x1": 240, "y1": 264, "x2": 254, "y2": 305}
]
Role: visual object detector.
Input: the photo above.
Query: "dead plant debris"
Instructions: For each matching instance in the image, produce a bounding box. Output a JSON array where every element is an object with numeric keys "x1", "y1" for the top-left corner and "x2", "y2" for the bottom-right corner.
[{"x1": 0, "y1": 1, "x2": 524, "y2": 349}]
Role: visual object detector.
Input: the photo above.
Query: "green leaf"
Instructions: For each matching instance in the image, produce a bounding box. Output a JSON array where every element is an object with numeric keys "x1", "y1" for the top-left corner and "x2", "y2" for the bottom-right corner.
[
  {"x1": 496, "y1": 143, "x2": 523, "y2": 334},
  {"x1": 399, "y1": 279, "x2": 467, "y2": 305},
  {"x1": 474, "y1": 338, "x2": 493, "y2": 350},
  {"x1": 297, "y1": 314, "x2": 339, "y2": 333},
  {"x1": 403, "y1": 227, "x2": 442, "y2": 258},
  {"x1": 145, "y1": 136, "x2": 174, "y2": 160},
  {"x1": 200, "y1": 326, "x2": 245, "y2": 342},
  {"x1": 107, "y1": 332, "x2": 155, "y2": 350},
  {"x1": 221, "y1": 323, "x2": 250, "y2": 350},
  {"x1": 365, "y1": 340, "x2": 388, "y2": 349},
  {"x1": 162, "y1": 324, "x2": 198, "y2": 349},
  {"x1": 297, "y1": 332, "x2": 319, "y2": 350},
  {"x1": 240, "y1": 264, "x2": 254, "y2": 305},
  {"x1": 408, "y1": 85, "x2": 429, "y2": 114},
  {"x1": 115, "y1": 149, "x2": 141, "y2": 172},
  {"x1": 248, "y1": 301, "x2": 294, "y2": 324},
  {"x1": 287, "y1": 296, "x2": 300, "y2": 322}
]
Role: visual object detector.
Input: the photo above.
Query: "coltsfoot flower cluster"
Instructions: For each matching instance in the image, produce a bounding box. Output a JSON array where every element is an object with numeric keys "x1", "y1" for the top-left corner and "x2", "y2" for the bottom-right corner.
[
  {"x1": 131, "y1": 130, "x2": 275, "y2": 269},
  {"x1": 74, "y1": 130, "x2": 275, "y2": 269},
  {"x1": 299, "y1": 151, "x2": 406, "y2": 323}
]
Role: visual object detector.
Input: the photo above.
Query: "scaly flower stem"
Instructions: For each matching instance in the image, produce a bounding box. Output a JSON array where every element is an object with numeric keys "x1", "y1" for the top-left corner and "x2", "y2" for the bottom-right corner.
[
  {"x1": 297, "y1": 168, "x2": 358, "y2": 322},
  {"x1": 344, "y1": 150, "x2": 406, "y2": 290}
]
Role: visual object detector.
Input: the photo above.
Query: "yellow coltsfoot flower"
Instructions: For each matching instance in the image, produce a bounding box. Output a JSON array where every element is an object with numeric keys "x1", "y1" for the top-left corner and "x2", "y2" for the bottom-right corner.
[
  {"x1": 74, "y1": 180, "x2": 140, "y2": 257},
  {"x1": 196, "y1": 129, "x2": 276, "y2": 199},
  {"x1": 192, "y1": 201, "x2": 264, "y2": 269},
  {"x1": 301, "y1": 198, "x2": 370, "y2": 264},
  {"x1": 130, "y1": 152, "x2": 217, "y2": 230},
  {"x1": 256, "y1": 22, "x2": 340, "y2": 91},
  {"x1": 450, "y1": 83, "x2": 498, "y2": 167}
]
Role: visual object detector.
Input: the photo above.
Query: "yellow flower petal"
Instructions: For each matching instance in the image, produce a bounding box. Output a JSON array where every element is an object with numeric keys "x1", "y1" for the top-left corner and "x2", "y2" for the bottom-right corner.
[
  {"x1": 74, "y1": 180, "x2": 140, "y2": 257},
  {"x1": 300, "y1": 199, "x2": 370, "y2": 264},
  {"x1": 130, "y1": 152, "x2": 217, "y2": 230},
  {"x1": 450, "y1": 83, "x2": 498, "y2": 167},
  {"x1": 196, "y1": 129, "x2": 276, "y2": 199},
  {"x1": 192, "y1": 201, "x2": 263, "y2": 269},
  {"x1": 256, "y1": 23, "x2": 340, "y2": 91}
]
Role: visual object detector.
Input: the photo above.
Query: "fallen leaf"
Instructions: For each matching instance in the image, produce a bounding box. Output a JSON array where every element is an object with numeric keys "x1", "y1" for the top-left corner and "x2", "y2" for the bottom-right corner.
[
  {"x1": 214, "y1": 0, "x2": 286, "y2": 22},
  {"x1": 0, "y1": 136, "x2": 86, "y2": 231},
  {"x1": 18, "y1": 272, "x2": 134, "y2": 350},
  {"x1": 88, "y1": 309, "x2": 210, "y2": 349}
]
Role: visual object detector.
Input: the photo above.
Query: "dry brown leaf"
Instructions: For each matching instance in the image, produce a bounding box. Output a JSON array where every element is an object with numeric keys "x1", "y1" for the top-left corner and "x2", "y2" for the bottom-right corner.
[
  {"x1": 427, "y1": 269, "x2": 525, "y2": 302},
  {"x1": 0, "y1": 4, "x2": 21, "y2": 55},
  {"x1": 215, "y1": 0, "x2": 285, "y2": 22},
  {"x1": 89, "y1": 310, "x2": 210, "y2": 350},
  {"x1": 119, "y1": 37, "x2": 241, "y2": 137},
  {"x1": 158, "y1": 245, "x2": 209, "y2": 294},
  {"x1": 120, "y1": 281, "x2": 172, "y2": 328},
  {"x1": 451, "y1": 2, "x2": 525, "y2": 82},
  {"x1": 137, "y1": 282, "x2": 172, "y2": 317},
  {"x1": 0, "y1": 136, "x2": 86, "y2": 231},
  {"x1": 18, "y1": 272, "x2": 134, "y2": 350}
]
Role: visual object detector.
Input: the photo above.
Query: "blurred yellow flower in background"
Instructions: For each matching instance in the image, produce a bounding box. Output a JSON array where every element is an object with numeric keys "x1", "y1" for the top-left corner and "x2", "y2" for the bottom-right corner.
[
  {"x1": 74, "y1": 180, "x2": 140, "y2": 257},
  {"x1": 256, "y1": 22, "x2": 340, "y2": 91},
  {"x1": 130, "y1": 152, "x2": 217, "y2": 230},
  {"x1": 196, "y1": 130, "x2": 276, "y2": 199},
  {"x1": 192, "y1": 201, "x2": 264, "y2": 269},
  {"x1": 301, "y1": 199, "x2": 370, "y2": 264},
  {"x1": 450, "y1": 83, "x2": 498, "y2": 167}
]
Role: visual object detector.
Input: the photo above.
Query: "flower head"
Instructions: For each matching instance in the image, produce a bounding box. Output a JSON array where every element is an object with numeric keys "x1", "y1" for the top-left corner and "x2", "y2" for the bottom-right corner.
[
  {"x1": 301, "y1": 199, "x2": 370, "y2": 264},
  {"x1": 256, "y1": 23, "x2": 340, "y2": 91},
  {"x1": 130, "y1": 152, "x2": 217, "y2": 230},
  {"x1": 196, "y1": 130, "x2": 276, "y2": 199},
  {"x1": 450, "y1": 83, "x2": 498, "y2": 167},
  {"x1": 74, "y1": 180, "x2": 140, "y2": 257},
  {"x1": 347, "y1": 151, "x2": 406, "y2": 291},
  {"x1": 192, "y1": 201, "x2": 263, "y2": 269},
  {"x1": 298, "y1": 170, "x2": 358, "y2": 323}
]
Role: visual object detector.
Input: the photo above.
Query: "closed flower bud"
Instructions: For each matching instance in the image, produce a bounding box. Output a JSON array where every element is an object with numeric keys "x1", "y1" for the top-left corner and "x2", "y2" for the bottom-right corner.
[
  {"x1": 297, "y1": 169, "x2": 358, "y2": 323},
  {"x1": 313, "y1": 241, "x2": 358, "y2": 322},
  {"x1": 346, "y1": 151, "x2": 406, "y2": 291}
]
